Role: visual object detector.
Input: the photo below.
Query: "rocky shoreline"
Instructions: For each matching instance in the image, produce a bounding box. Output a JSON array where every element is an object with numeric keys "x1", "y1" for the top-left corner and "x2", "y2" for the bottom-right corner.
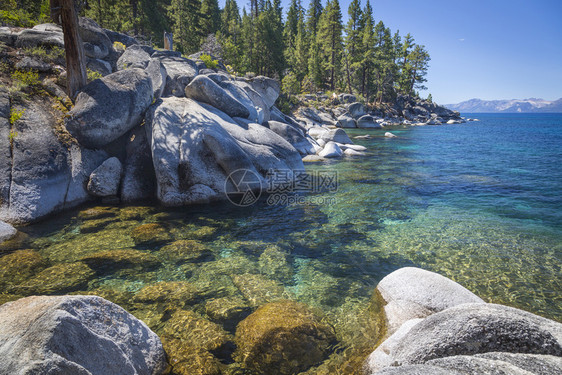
[
  {"x1": 1, "y1": 18, "x2": 475, "y2": 226},
  {"x1": 0, "y1": 267, "x2": 560, "y2": 374},
  {"x1": 2, "y1": 19, "x2": 557, "y2": 375}
]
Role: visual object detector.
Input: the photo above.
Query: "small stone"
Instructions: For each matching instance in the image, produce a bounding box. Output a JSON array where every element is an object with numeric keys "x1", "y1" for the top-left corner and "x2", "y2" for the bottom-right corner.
[
  {"x1": 87, "y1": 157, "x2": 123, "y2": 197},
  {"x1": 0, "y1": 221, "x2": 17, "y2": 243}
]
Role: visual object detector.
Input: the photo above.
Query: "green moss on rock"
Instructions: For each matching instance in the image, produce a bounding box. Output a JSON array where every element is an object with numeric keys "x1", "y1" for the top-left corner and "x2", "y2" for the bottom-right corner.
[{"x1": 234, "y1": 300, "x2": 337, "y2": 374}]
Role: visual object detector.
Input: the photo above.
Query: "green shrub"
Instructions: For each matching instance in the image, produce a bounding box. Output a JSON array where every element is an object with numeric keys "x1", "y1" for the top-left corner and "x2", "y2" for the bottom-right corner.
[
  {"x1": 113, "y1": 41, "x2": 126, "y2": 53},
  {"x1": 9, "y1": 108, "x2": 25, "y2": 126},
  {"x1": 87, "y1": 69, "x2": 103, "y2": 82},
  {"x1": 23, "y1": 46, "x2": 65, "y2": 62},
  {"x1": 11, "y1": 69, "x2": 40, "y2": 86},
  {"x1": 199, "y1": 54, "x2": 219, "y2": 69}
]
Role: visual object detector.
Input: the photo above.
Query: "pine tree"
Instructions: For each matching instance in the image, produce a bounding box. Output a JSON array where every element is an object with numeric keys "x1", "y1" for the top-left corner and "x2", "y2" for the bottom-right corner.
[
  {"x1": 306, "y1": 0, "x2": 323, "y2": 35},
  {"x1": 170, "y1": 0, "x2": 202, "y2": 54},
  {"x1": 360, "y1": 0, "x2": 375, "y2": 99},
  {"x1": 398, "y1": 33, "x2": 415, "y2": 93},
  {"x1": 200, "y1": 0, "x2": 221, "y2": 38},
  {"x1": 344, "y1": 0, "x2": 362, "y2": 93},
  {"x1": 293, "y1": 7, "x2": 309, "y2": 80},
  {"x1": 317, "y1": 0, "x2": 343, "y2": 90},
  {"x1": 405, "y1": 44, "x2": 430, "y2": 94}
]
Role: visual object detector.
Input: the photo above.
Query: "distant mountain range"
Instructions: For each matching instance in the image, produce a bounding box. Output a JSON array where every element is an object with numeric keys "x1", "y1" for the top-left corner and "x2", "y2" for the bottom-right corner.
[{"x1": 444, "y1": 98, "x2": 562, "y2": 113}]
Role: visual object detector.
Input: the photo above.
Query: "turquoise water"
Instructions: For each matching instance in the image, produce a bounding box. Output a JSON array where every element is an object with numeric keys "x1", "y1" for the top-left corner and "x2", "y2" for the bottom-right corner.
[{"x1": 1, "y1": 113, "x2": 561, "y2": 373}]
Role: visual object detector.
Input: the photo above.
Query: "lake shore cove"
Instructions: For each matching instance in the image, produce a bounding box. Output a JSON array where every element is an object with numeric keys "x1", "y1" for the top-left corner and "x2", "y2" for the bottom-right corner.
[
  {"x1": 0, "y1": 18, "x2": 465, "y2": 225},
  {"x1": 0, "y1": 267, "x2": 561, "y2": 374}
]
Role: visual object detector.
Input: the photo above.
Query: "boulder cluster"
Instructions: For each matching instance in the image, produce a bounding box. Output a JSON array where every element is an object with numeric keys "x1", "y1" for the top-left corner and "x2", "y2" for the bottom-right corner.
[
  {"x1": 295, "y1": 92, "x2": 467, "y2": 127},
  {"x1": 364, "y1": 267, "x2": 562, "y2": 374},
  {"x1": 0, "y1": 18, "x2": 363, "y2": 225}
]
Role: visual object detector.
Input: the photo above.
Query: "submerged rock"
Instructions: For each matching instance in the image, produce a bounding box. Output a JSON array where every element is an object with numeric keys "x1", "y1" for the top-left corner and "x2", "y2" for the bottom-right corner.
[
  {"x1": 130, "y1": 223, "x2": 172, "y2": 246},
  {"x1": 158, "y1": 239, "x2": 213, "y2": 263},
  {"x1": 0, "y1": 295, "x2": 167, "y2": 374},
  {"x1": 205, "y1": 296, "x2": 252, "y2": 326},
  {"x1": 10, "y1": 262, "x2": 95, "y2": 295},
  {"x1": 232, "y1": 273, "x2": 288, "y2": 306},
  {"x1": 235, "y1": 300, "x2": 337, "y2": 374},
  {"x1": 161, "y1": 337, "x2": 224, "y2": 375},
  {"x1": 133, "y1": 281, "x2": 201, "y2": 305},
  {"x1": 81, "y1": 249, "x2": 160, "y2": 272},
  {"x1": 163, "y1": 309, "x2": 233, "y2": 352},
  {"x1": 0, "y1": 249, "x2": 47, "y2": 287}
]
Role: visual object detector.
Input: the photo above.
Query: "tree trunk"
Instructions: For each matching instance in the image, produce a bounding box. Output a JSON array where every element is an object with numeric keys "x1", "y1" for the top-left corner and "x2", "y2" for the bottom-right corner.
[
  {"x1": 49, "y1": 0, "x2": 61, "y2": 23},
  {"x1": 344, "y1": 52, "x2": 352, "y2": 94},
  {"x1": 60, "y1": 0, "x2": 87, "y2": 100}
]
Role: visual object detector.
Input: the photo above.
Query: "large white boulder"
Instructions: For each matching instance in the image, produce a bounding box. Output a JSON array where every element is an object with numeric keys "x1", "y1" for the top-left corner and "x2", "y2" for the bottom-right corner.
[
  {"x1": 146, "y1": 97, "x2": 304, "y2": 206},
  {"x1": 185, "y1": 75, "x2": 250, "y2": 119},
  {"x1": 0, "y1": 295, "x2": 167, "y2": 375},
  {"x1": 365, "y1": 303, "x2": 562, "y2": 374},
  {"x1": 376, "y1": 267, "x2": 484, "y2": 333},
  {"x1": 65, "y1": 68, "x2": 154, "y2": 149},
  {"x1": 318, "y1": 142, "x2": 343, "y2": 158}
]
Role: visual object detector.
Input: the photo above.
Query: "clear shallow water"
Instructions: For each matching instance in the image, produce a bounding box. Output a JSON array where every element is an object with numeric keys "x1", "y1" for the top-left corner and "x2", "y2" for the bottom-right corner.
[{"x1": 1, "y1": 113, "x2": 561, "y2": 374}]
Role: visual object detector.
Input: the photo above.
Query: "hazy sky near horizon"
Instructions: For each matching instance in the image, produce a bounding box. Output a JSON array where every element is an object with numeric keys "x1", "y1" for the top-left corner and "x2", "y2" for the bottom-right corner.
[{"x1": 220, "y1": 0, "x2": 562, "y2": 104}]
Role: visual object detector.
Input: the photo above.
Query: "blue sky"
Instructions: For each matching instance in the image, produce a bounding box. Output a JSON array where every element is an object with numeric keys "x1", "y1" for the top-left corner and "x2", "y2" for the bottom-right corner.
[{"x1": 221, "y1": 0, "x2": 562, "y2": 104}]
